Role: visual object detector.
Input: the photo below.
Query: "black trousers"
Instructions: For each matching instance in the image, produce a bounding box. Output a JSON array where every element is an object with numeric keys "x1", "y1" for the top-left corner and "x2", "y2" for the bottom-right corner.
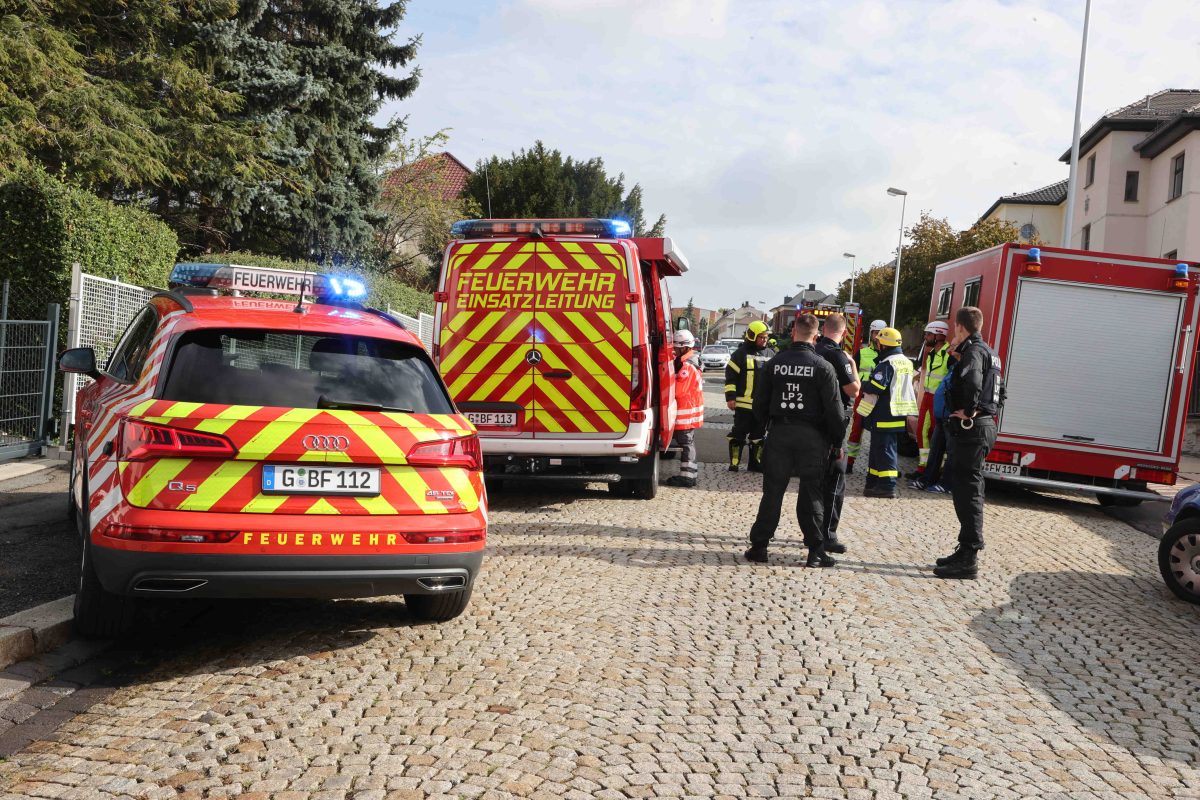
[
  {"x1": 821, "y1": 419, "x2": 850, "y2": 540},
  {"x1": 748, "y1": 422, "x2": 829, "y2": 550},
  {"x1": 946, "y1": 417, "x2": 997, "y2": 549},
  {"x1": 924, "y1": 422, "x2": 951, "y2": 487}
]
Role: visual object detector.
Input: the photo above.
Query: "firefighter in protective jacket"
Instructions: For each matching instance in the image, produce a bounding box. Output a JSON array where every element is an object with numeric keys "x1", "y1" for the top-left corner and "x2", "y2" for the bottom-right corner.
[
  {"x1": 725, "y1": 320, "x2": 775, "y2": 471},
  {"x1": 912, "y1": 320, "x2": 951, "y2": 482},
  {"x1": 856, "y1": 327, "x2": 918, "y2": 498},
  {"x1": 667, "y1": 329, "x2": 704, "y2": 488}
]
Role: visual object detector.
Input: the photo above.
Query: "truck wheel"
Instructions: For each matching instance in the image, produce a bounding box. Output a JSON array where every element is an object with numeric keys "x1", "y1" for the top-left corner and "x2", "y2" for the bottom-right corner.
[
  {"x1": 1160, "y1": 518, "x2": 1200, "y2": 605},
  {"x1": 405, "y1": 585, "x2": 473, "y2": 622},
  {"x1": 631, "y1": 451, "x2": 660, "y2": 500}
]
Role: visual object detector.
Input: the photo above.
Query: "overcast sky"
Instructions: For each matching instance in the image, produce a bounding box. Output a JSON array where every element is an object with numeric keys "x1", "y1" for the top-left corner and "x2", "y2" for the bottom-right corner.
[{"x1": 383, "y1": 0, "x2": 1200, "y2": 312}]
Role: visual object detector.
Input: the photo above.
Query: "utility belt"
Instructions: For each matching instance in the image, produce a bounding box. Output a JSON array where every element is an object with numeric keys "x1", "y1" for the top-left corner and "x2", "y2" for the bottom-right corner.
[
  {"x1": 945, "y1": 414, "x2": 996, "y2": 434},
  {"x1": 769, "y1": 416, "x2": 822, "y2": 427}
]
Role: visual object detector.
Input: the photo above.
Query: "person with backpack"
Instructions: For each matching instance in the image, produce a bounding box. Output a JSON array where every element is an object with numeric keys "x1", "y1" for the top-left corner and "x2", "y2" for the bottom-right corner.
[{"x1": 934, "y1": 306, "x2": 1004, "y2": 580}]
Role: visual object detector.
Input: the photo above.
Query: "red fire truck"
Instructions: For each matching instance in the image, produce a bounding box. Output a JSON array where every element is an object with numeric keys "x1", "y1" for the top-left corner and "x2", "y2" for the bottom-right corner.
[{"x1": 929, "y1": 243, "x2": 1198, "y2": 504}]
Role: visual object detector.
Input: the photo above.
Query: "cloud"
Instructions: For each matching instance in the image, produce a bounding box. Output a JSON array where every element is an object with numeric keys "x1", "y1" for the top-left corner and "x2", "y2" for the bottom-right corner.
[{"x1": 388, "y1": 0, "x2": 1200, "y2": 312}]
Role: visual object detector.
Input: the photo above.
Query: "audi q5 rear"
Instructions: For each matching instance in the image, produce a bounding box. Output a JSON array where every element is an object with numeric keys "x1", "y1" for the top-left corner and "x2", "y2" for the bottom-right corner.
[{"x1": 60, "y1": 264, "x2": 486, "y2": 636}]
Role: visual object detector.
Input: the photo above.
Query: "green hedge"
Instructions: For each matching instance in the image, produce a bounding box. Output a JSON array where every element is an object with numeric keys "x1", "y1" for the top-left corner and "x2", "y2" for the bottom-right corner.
[
  {"x1": 194, "y1": 252, "x2": 433, "y2": 316},
  {"x1": 0, "y1": 168, "x2": 178, "y2": 319}
]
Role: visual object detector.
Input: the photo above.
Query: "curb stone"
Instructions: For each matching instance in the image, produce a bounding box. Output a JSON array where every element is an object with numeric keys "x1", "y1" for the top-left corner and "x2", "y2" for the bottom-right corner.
[{"x1": 0, "y1": 596, "x2": 75, "y2": 676}]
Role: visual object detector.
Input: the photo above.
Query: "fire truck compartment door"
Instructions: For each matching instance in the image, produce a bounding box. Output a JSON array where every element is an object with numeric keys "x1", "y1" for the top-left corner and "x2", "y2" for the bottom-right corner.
[{"x1": 1002, "y1": 280, "x2": 1183, "y2": 453}]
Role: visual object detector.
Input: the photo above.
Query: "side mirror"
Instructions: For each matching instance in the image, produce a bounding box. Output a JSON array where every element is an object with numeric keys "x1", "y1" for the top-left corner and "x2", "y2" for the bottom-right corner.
[
  {"x1": 59, "y1": 347, "x2": 100, "y2": 380},
  {"x1": 675, "y1": 316, "x2": 690, "y2": 331}
]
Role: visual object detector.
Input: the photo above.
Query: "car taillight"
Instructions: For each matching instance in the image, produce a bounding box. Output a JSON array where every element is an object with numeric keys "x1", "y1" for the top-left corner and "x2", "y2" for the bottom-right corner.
[
  {"x1": 105, "y1": 524, "x2": 239, "y2": 543},
  {"x1": 118, "y1": 418, "x2": 237, "y2": 461},
  {"x1": 407, "y1": 434, "x2": 482, "y2": 470},
  {"x1": 402, "y1": 530, "x2": 485, "y2": 544}
]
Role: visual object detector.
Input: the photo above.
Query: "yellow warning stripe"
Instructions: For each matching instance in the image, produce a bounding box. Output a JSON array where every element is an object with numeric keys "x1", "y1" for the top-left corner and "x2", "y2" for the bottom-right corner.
[
  {"x1": 563, "y1": 311, "x2": 632, "y2": 373},
  {"x1": 178, "y1": 461, "x2": 257, "y2": 511},
  {"x1": 236, "y1": 408, "x2": 321, "y2": 461},
  {"x1": 499, "y1": 372, "x2": 534, "y2": 404},
  {"x1": 469, "y1": 347, "x2": 531, "y2": 402},
  {"x1": 304, "y1": 498, "x2": 339, "y2": 515},
  {"x1": 127, "y1": 459, "x2": 192, "y2": 507},
  {"x1": 536, "y1": 317, "x2": 630, "y2": 412},
  {"x1": 448, "y1": 312, "x2": 533, "y2": 396}
]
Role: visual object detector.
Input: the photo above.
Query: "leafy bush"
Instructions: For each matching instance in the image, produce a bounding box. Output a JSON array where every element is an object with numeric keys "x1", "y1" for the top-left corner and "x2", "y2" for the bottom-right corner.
[{"x1": 0, "y1": 168, "x2": 178, "y2": 319}]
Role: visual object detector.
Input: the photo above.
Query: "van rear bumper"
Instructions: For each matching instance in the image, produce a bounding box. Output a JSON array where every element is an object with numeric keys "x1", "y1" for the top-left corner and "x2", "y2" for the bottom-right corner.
[{"x1": 478, "y1": 417, "x2": 654, "y2": 457}]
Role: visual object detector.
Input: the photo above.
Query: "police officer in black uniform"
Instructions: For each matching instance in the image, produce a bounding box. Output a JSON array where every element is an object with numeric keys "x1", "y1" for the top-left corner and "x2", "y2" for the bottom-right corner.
[
  {"x1": 743, "y1": 313, "x2": 846, "y2": 567},
  {"x1": 934, "y1": 305, "x2": 1003, "y2": 580},
  {"x1": 814, "y1": 313, "x2": 861, "y2": 554}
]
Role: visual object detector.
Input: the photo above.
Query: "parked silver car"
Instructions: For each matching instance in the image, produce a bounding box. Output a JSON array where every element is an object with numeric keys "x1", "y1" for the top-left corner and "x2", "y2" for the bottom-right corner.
[{"x1": 700, "y1": 344, "x2": 731, "y2": 370}]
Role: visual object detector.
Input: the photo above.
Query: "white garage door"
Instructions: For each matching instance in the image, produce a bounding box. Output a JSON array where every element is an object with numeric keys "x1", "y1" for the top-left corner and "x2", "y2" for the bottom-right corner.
[{"x1": 1001, "y1": 280, "x2": 1183, "y2": 453}]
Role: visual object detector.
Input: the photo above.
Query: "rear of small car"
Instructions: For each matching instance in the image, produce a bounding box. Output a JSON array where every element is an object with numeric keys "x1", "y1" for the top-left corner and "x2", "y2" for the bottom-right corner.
[{"x1": 66, "y1": 291, "x2": 485, "y2": 635}]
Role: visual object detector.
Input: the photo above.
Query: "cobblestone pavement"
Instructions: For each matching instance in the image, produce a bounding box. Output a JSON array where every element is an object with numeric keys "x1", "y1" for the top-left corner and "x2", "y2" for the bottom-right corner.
[{"x1": 1, "y1": 385, "x2": 1198, "y2": 799}]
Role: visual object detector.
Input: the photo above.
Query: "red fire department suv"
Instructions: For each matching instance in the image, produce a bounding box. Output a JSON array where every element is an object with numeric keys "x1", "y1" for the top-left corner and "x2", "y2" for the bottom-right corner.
[{"x1": 60, "y1": 263, "x2": 485, "y2": 636}]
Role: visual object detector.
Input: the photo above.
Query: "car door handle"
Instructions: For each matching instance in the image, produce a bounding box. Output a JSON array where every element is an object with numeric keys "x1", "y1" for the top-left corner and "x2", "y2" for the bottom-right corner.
[{"x1": 543, "y1": 370, "x2": 572, "y2": 379}]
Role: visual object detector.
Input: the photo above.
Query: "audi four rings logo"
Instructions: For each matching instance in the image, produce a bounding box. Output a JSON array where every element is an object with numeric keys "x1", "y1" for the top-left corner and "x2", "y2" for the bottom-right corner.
[
  {"x1": 303, "y1": 434, "x2": 351, "y2": 451},
  {"x1": 525, "y1": 349, "x2": 543, "y2": 365}
]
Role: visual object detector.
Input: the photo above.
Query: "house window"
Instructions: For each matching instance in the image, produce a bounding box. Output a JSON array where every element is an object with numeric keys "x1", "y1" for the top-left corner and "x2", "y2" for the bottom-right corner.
[
  {"x1": 1170, "y1": 152, "x2": 1186, "y2": 201},
  {"x1": 1085, "y1": 154, "x2": 1096, "y2": 187},
  {"x1": 963, "y1": 278, "x2": 983, "y2": 309},
  {"x1": 1081, "y1": 224, "x2": 1091, "y2": 251},
  {"x1": 1124, "y1": 170, "x2": 1139, "y2": 202},
  {"x1": 1165, "y1": 249, "x2": 1179, "y2": 260},
  {"x1": 935, "y1": 284, "x2": 953, "y2": 319}
]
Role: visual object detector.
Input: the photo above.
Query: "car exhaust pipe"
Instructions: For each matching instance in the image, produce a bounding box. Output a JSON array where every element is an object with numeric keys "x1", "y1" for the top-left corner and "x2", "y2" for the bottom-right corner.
[
  {"x1": 134, "y1": 578, "x2": 209, "y2": 593},
  {"x1": 417, "y1": 575, "x2": 466, "y2": 591}
]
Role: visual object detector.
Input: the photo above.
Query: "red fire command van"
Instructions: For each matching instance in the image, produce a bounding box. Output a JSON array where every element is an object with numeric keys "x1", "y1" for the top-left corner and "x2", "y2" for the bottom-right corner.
[{"x1": 929, "y1": 243, "x2": 1198, "y2": 504}]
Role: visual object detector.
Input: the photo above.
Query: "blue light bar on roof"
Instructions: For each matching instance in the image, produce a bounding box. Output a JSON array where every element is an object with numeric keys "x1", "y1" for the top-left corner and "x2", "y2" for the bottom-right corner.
[
  {"x1": 168, "y1": 262, "x2": 368, "y2": 304},
  {"x1": 450, "y1": 218, "x2": 633, "y2": 239}
]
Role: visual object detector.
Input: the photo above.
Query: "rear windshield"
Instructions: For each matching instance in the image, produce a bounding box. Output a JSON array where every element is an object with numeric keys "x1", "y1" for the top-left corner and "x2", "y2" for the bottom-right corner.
[
  {"x1": 160, "y1": 329, "x2": 454, "y2": 413},
  {"x1": 703, "y1": 346, "x2": 729, "y2": 353}
]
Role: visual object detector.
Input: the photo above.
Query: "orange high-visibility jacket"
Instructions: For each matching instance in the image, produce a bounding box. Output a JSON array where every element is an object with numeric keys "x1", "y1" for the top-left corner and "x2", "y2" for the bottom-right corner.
[{"x1": 675, "y1": 353, "x2": 704, "y2": 430}]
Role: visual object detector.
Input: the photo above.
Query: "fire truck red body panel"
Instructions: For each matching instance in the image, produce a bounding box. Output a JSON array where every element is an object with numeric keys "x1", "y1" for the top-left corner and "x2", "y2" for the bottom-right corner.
[{"x1": 929, "y1": 243, "x2": 1199, "y2": 499}]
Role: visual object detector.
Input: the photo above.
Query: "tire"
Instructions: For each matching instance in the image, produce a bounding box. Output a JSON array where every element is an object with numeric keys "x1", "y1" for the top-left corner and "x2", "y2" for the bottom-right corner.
[
  {"x1": 74, "y1": 537, "x2": 136, "y2": 639},
  {"x1": 631, "y1": 450, "x2": 660, "y2": 500},
  {"x1": 1160, "y1": 518, "x2": 1200, "y2": 605},
  {"x1": 405, "y1": 584, "x2": 473, "y2": 622}
]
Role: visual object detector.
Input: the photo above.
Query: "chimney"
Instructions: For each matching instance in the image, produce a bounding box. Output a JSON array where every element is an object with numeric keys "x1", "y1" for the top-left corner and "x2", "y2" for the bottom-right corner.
[{"x1": 808, "y1": 283, "x2": 816, "y2": 291}]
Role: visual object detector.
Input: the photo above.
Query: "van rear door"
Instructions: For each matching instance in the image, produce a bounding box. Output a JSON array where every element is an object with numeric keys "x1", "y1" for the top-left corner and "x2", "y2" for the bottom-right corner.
[{"x1": 528, "y1": 239, "x2": 634, "y2": 438}]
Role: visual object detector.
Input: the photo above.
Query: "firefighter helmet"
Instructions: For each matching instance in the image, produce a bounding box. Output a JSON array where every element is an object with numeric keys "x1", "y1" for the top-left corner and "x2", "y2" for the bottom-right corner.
[
  {"x1": 869, "y1": 319, "x2": 887, "y2": 333},
  {"x1": 745, "y1": 320, "x2": 769, "y2": 341},
  {"x1": 924, "y1": 321, "x2": 949, "y2": 335},
  {"x1": 877, "y1": 327, "x2": 902, "y2": 347},
  {"x1": 673, "y1": 329, "x2": 695, "y2": 348}
]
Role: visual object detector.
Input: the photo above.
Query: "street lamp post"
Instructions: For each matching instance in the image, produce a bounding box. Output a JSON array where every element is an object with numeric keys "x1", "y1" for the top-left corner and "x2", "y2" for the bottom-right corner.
[
  {"x1": 1061, "y1": 0, "x2": 1093, "y2": 247},
  {"x1": 886, "y1": 187, "x2": 908, "y2": 327},
  {"x1": 842, "y1": 252, "x2": 856, "y2": 303}
]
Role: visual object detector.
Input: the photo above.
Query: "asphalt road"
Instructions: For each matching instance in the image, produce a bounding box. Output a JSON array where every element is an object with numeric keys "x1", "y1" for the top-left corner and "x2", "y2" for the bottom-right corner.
[{"x1": 0, "y1": 465, "x2": 76, "y2": 618}]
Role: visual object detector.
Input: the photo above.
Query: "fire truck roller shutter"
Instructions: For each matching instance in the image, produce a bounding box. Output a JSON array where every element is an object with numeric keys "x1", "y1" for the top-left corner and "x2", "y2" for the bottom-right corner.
[{"x1": 1002, "y1": 280, "x2": 1184, "y2": 453}]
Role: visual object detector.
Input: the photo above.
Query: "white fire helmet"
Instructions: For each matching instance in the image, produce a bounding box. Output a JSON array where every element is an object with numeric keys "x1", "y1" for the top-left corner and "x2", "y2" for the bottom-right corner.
[
  {"x1": 869, "y1": 319, "x2": 887, "y2": 333},
  {"x1": 673, "y1": 329, "x2": 696, "y2": 348},
  {"x1": 924, "y1": 321, "x2": 949, "y2": 336}
]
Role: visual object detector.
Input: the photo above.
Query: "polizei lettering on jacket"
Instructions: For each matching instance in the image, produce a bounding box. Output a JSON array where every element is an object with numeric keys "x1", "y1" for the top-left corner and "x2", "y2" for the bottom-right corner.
[
  {"x1": 773, "y1": 364, "x2": 815, "y2": 377},
  {"x1": 455, "y1": 271, "x2": 618, "y2": 310}
]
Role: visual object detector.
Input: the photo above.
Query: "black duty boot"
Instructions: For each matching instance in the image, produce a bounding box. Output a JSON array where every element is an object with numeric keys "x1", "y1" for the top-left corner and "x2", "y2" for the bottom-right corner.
[
  {"x1": 743, "y1": 547, "x2": 768, "y2": 563},
  {"x1": 806, "y1": 549, "x2": 837, "y2": 568},
  {"x1": 935, "y1": 546, "x2": 967, "y2": 567},
  {"x1": 824, "y1": 539, "x2": 847, "y2": 554},
  {"x1": 665, "y1": 475, "x2": 696, "y2": 488},
  {"x1": 728, "y1": 442, "x2": 743, "y2": 472},
  {"x1": 934, "y1": 548, "x2": 978, "y2": 579},
  {"x1": 747, "y1": 441, "x2": 764, "y2": 473}
]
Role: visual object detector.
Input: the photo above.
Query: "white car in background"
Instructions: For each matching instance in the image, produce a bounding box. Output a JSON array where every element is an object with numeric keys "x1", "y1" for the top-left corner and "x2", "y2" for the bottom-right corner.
[{"x1": 700, "y1": 344, "x2": 731, "y2": 370}]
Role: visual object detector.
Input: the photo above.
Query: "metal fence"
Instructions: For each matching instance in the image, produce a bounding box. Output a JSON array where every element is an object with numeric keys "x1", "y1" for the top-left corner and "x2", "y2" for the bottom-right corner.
[
  {"x1": 61, "y1": 265, "x2": 157, "y2": 436},
  {"x1": 0, "y1": 304, "x2": 60, "y2": 460},
  {"x1": 387, "y1": 309, "x2": 435, "y2": 352}
]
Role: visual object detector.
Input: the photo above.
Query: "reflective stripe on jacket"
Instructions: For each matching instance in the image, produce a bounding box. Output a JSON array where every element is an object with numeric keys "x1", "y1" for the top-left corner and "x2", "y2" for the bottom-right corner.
[
  {"x1": 675, "y1": 354, "x2": 704, "y2": 430},
  {"x1": 724, "y1": 344, "x2": 771, "y2": 410},
  {"x1": 923, "y1": 343, "x2": 951, "y2": 392}
]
